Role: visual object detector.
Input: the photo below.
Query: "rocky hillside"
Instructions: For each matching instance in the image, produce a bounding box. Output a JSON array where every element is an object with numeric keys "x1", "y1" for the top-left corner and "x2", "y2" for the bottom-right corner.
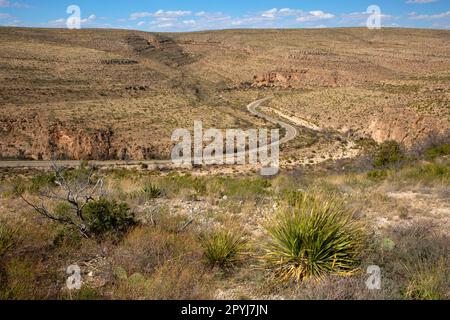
[{"x1": 0, "y1": 27, "x2": 448, "y2": 160}]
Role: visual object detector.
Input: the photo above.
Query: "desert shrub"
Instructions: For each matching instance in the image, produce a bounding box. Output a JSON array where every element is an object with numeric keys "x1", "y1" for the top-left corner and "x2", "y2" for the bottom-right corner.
[
  {"x1": 52, "y1": 226, "x2": 83, "y2": 248},
  {"x1": 263, "y1": 191, "x2": 365, "y2": 283},
  {"x1": 209, "y1": 176, "x2": 271, "y2": 200},
  {"x1": 159, "y1": 174, "x2": 207, "y2": 196},
  {"x1": 145, "y1": 261, "x2": 213, "y2": 299},
  {"x1": 367, "y1": 169, "x2": 388, "y2": 181},
  {"x1": 397, "y1": 162, "x2": 449, "y2": 183},
  {"x1": 141, "y1": 183, "x2": 162, "y2": 199},
  {"x1": 0, "y1": 223, "x2": 15, "y2": 257},
  {"x1": 405, "y1": 258, "x2": 449, "y2": 300},
  {"x1": 373, "y1": 141, "x2": 404, "y2": 168},
  {"x1": 130, "y1": 183, "x2": 162, "y2": 202},
  {"x1": 112, "y1": 225, "x2": 202, "y2": 275},
  {"x1": 424, "y1": 143, "x2": 450, "y2": 160},
  {"x1": 113, "y1": 261, "x2": 213, "y2": 300},
  {"x1": 73, "y1": 286, "x2": 104, "y2": 300},
  {"x1": 362, "y1": 220, "x2": 449, "y2": 300},
  {"x1": 293, "y1": 274, "x2": 389, "y2": 300},
  {"x1": 0, "y1": 257, "x2": 44, "y2": 299},
  {"x1": 201, "y1": 230, "x2": 246, "y2": 269},
  {"x1": 82, "y1": 198, "x2": 136, "y2": 237},
  {"x1": 29, "y1": 172, "x2": 56, "y2": 193}
]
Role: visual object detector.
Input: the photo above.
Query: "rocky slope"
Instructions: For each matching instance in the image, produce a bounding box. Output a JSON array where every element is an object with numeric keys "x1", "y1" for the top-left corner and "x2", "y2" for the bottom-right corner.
[{"x1": 0, "y1": 27, "x2": 449, "y2": 161}]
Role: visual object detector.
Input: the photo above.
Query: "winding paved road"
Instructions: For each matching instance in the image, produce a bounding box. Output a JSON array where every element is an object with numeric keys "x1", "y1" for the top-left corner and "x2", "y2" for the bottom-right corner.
[
  {"x1": 0, "y1": 97, "x2": 298, "y2": 169},
  {"x1": 247, "y1": 97, "x2": 298, "y2": 144}
]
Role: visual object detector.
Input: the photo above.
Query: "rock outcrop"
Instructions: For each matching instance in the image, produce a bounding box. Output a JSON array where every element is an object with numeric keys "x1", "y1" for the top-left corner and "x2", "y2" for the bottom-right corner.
[
  {"x1": 249, "y1": 69, "x2": 308, "y2": 88},
  {"x1": 368, "y1": 107, "x2": 449, "y2": 149},
  {"x1": 0, "y1": 113, "x2": 170, "y2": 161},
  {"x1": 0, "y1": 115, "x2": 114, "y2": 160}
]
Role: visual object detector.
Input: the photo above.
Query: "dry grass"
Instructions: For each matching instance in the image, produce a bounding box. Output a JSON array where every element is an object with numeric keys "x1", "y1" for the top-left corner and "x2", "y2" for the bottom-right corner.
[{"x1": 0, "y1": 26, "x2": 449, "y2": 299}]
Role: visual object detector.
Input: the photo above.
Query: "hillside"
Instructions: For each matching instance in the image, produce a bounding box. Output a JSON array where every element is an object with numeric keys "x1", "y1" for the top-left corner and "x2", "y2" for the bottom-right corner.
[{"x1": 0, "y1": 27, "x2": 449, "y2": 162}]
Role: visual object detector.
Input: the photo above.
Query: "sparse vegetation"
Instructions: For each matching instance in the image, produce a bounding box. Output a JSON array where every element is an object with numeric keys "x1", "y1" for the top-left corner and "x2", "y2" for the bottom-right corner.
[
  {"x1": 405, "y1": 258, "x2": 449, "y2": 300},
  {"x1": 424, "y1": 143, "x2": 450, "y2": 161},
  {"x1": 0, "y1": 223, "x2": 15, "y2": 257},
  {"x1": 367, "y1": 169, "x2": 388, "y2": 181},
  {"x1": 0, "y1": 26, "x2": 448, "y2": 301}
]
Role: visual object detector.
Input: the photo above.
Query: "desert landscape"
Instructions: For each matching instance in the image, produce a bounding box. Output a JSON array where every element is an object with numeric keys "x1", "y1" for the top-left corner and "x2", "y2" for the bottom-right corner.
[{"x1": 0, "y1": 26, "x2": 448, "y2": 300}]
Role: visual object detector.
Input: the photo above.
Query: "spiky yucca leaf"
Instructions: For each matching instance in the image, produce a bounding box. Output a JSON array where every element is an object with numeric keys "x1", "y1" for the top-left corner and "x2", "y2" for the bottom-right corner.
[
  {"x1": 202, "y1": 230, "x2": 246, "y2": 269},
  {"x1": 263, "y1": 191, "x2": 365, "y2": 283}
]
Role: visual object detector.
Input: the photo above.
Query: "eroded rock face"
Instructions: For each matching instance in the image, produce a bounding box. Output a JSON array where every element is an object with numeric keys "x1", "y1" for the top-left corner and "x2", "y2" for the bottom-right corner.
[
  {"x1": 45, "y1": 124, "x2": 114, "y2": 160},
  {"x1": 250, "y1": 69, "x2": 308, "y2": 88},
  {"x1": 0, "y1": 115, "x2": 114, "y2": 160},
  {"x1": 368, "y1": 107, "x2": 449, "y2": 149},
  {"x1": 125, "y1": 34, "x2": 195, "y2": 67},
  {"x1": 0, "y1": 114, "x2": 169, "y2": 161}
]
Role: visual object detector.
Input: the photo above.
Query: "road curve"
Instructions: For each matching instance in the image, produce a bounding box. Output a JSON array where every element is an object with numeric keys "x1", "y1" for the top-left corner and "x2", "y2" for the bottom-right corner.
[
  {"x1": 0, "y1": 97, "x2": 298, "y2": 169},
  {"x1": 247, "y1": 97, "x2": 298, "y2": 145}
]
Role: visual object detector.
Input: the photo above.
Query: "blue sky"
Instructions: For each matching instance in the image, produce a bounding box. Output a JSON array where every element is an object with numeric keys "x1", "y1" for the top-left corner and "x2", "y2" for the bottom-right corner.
[{"x1": 0, "y1": 0, "x2": 449, "y2": 30}]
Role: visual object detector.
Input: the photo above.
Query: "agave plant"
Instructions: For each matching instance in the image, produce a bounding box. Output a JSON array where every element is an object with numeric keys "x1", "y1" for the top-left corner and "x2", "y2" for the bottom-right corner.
[{"x1": 263, "y1": 191, "x2": 365, "y2": 283}]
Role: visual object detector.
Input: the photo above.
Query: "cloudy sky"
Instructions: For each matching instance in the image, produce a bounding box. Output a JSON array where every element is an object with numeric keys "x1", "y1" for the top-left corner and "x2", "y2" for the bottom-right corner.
[{"x1": 0, "y1": 0, "x2": 449, "y2": 31}]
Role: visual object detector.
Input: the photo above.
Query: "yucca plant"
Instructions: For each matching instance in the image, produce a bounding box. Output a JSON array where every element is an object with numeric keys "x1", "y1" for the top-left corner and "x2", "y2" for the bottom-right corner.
[
  {"x1": 138, "y1": 183, "x2": 162, "y2": 200},
  {"x1": 202, "y1": 230, "x2": 246, "y2": 269},
  {"x1": 263, "y1": 191, "x2": 365, "y2": 283}
]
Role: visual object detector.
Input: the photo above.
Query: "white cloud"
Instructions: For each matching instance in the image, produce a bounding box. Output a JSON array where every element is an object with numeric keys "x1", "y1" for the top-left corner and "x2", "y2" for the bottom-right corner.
[
  {"x1": 154, "y1": 10, "x2": 191, "y2": 18},
  {"x1": 0, "y1": 12, "x2": 14, "y2": 19},
  {"x1": 152, "y1": 22, "x2": 173, "y2": 28},
  {"x1": 297, "y1": 11, "x2": 335, "y2": 22},
  {"x1": 130, "y1": 10, "x2": 191, "y2": 20},
  {"x1": 0, "y1": 0, "x2": 29, "y2": 8},
  {"x1": 408, "y1": 10, "x2": 450, "y2": 19},
  {"x1": 130, "y1": 12, "x2": 152, "y2": 20},
  {"x1": 81, "y1": 14, "x2": 96, "y2": 23},
  {"x1": 406, "y1": 0, "x2": 438, "y2": 4},
  {"x1": 261, "y1": 8, "x2": 278, "y2": 18},
  {"x1": 259, "y1": 8, "x2": 335, "y2": 22},
  {"x1": 47, "y1": 18, "x2": 66, "y2": 26},
  {"x1": 137, "y1": 21, "x2": 145, "y2": 26},
  {"x1": 47, "y1": 14, "x2": 96, "y2": 27}
]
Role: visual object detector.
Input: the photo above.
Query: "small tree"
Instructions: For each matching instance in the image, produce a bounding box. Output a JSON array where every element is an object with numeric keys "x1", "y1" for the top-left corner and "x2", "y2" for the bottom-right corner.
[{"x1": 16, "y1": 162, "x2": 106, "y2": 238}]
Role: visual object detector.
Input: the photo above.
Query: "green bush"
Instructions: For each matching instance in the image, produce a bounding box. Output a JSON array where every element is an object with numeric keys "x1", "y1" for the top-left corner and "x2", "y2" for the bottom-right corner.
[
  {"x1": 52, "y1": 226, "x2": 82, "y2": 248},
  {"x1": 0, "y1": 223, "x2": 15, "y2": 257},
  {"x1": 374, "y1": 141, "x2": 404, "y2": 168},
  {"x1": 398, "y1": 162, "x2": 449, "y2": 183},
  {"x1": 202, "y1": 230, "x2": 246, "y2": 269},
  {"x1": 367, "y1": 169, "x2": 388, "y2": 180},
  {"x1": 82, "y1": 198, "x2": 136, "y2": 236},
  {"x1": 424, "y1": 144, "x2": 450, "y2": 160},
  {"x1": 29, "y1": 172, "x2": 56, "y2": 193},
  {"x1": 263, "y1": 192, "x2": 365, "y2": 283}
]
